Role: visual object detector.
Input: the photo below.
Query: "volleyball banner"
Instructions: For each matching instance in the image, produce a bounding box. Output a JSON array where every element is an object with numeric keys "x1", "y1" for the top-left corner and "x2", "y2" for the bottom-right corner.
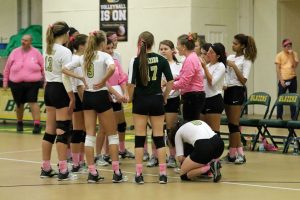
[
  {"x1": 0, "y1": 88, "x2": 47, "y2": 121},
  {"x1": 100, "y1": 0, "x2": 128, "y2": 41}
]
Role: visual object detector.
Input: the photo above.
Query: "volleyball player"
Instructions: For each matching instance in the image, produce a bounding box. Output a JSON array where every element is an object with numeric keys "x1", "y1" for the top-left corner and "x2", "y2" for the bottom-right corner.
[
  {"x1": 128, "y1": 31, "x2": 174, "y2": 184},
  {"x1": 159, "y1": 40, "x2": 182, "y2": 168},
  {"x1": 68, "y1": 34, "x2": 88, "y2": 173},
  {"x1": 41, "y1": 21, "x2": 80, "y2": 180},
  {"x1": 170, "y1": 120, "x2": 224, "y2": 182},
  {"x1": 223, "y1": 34, "x2": 257, "y2": 164},
  {"x1": 63, "y1": 30, "x2": 125, "y2": 183},
  {"x1": 200, "y1": 43, "x2": 226, "y2": 136}
]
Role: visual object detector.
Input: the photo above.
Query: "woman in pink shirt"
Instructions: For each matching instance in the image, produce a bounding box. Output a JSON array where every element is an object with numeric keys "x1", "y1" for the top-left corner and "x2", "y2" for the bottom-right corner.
[
  {"x1": 173, "y1": 33, "x2": 205, "y2": 121},
  {"x1": 3, "y1": 34, "x2": 44, "y2": 134}
]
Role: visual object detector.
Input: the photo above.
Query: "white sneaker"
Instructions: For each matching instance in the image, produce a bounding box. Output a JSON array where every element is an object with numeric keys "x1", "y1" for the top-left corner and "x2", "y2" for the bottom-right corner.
[
  {"x1": 234, "y1": 154, "x2": 246, "y2": 164},
  {"x1": 143, "y1": 152, "x2": 150, "y2": 161},
  {"x1": 95, "y1": 155, "x2": 109, "y2": 166}
]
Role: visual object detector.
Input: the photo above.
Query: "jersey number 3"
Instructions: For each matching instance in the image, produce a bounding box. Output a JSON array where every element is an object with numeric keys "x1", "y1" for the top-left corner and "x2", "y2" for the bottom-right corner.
[
  {"x1": 45, "y1": 56, "x2": 53, "y2": 72},
  {"x1": 87, "y1": 63, "x2": 94, "y2": 78}
]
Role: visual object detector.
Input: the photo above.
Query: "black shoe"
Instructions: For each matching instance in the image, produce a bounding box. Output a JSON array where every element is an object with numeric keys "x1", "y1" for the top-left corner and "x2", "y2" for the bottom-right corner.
[
  {"x1": 180, "y1": 173, "x2": 191, "y2": 181},
  {"x1": 71, "y1": 165, "x2": 81, "y2": 173},
  {"x1": 17, "y1": 122, "x2": 23, "y2": 132},
  {"x1": 58, "y1": 171, "x2": 78, "y2": 181},
  {"x1": 103, "y1": 155, "x2": 112, "y2": 164},
  {"x1": 210, "y1": 160, "x2": 222, "y2": 183},
  {"x1": 32, "y1": 124, "x2": 42, "y2": 134},
  {"x1": 87, "y1": 171, "x2": 104, "y2": 183},
  {"x1": 40, "y1": 168, "x2": 57, "y2": 178},
  {"x1": 112, "y1": 170, "x2": 125, "y2": 183},
  {"x1": 159, "y1": 174, "x2": 168, "y2": 184},
  {"x1": 135, "y1": 174, "x2": 144, "y2": 184}
]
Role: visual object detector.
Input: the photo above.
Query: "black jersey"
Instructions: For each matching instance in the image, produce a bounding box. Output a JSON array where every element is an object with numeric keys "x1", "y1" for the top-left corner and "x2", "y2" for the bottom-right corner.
[{"x1": 131, "y1": 52, "x2": 173, "y2": 96}]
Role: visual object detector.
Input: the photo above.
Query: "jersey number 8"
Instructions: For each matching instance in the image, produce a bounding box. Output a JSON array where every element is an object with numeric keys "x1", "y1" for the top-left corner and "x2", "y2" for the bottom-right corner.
[{"x1": 45, "y1": 56, "x2": 53, "y2": 72}]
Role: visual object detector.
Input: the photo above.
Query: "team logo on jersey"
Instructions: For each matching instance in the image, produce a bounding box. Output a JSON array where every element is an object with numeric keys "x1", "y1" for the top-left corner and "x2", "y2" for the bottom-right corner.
[
  {"x1": 107, "y1": 0, "x2": 119, "y2": 3},
  {"x1": 191, "y1": 120, "x2": 202, "y2": 126},
  {"x1": 87, "y1": 63, "x2": 94, "y2": 78}
]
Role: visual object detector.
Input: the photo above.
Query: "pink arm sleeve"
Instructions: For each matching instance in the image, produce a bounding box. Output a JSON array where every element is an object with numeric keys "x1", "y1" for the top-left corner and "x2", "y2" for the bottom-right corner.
[
  {"x1": 173, "y1": 60, "x2": 195, "y2": 90},
  {"x1": 116, "y1": 60, "x2": 128, "y2": 85}
]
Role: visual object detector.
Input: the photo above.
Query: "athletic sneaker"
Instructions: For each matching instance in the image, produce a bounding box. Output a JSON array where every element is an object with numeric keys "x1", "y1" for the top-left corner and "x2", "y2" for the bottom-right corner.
[
  {"x1": 87, "y1": 171, "x2": 104, "y2": 183},
  {"x1": 95, "y1": 155, "x2": 109, "y2": 166},
  {"x1": 40, "y1": 168, "x2": 58, "y2": 178},
  {"x1": 135, "y1": 174, "x2": 144, "y2": 184},
  {"x1": 167, "y1": 156, "x2": 177, "y2": 168},
  {"x1": 159, "y1": 174, "x2": 168, "y2": 184},
  {"x1": 210, "y1": 160, "x2": 222, "y2": 183},
  {"x1": 17, "y1": 122, "x2": 23, "y2": 132},
  {"x1": 32, "y1": 124, "x2": 42, "y2": 134},
  {"x1": 119, "y1": 149, "x2": 135, "y2": 159},
  {"x1": 112, "y1": 170, "x2": 127, "y2": 183},
  {"x1": 146, "y1": 155, "x2": 158, "y2": 167},
  {"x1": 71, "y1": 165, "x2": 87, "y2": 174},
  {"x1": 174, "y1": 167, "x2": 180, "y2": 174},
  {"x1": 143, "y1": 152, "x2": 150, "y2": 161},
  {"x1": 221, "y1": 153, "x2": 236, "y2": 163},
  {"x1": 58, "y1": 171, "x2": 78, "y2": 181},
  {"x1": 103, "y1": 155, "x2": 112, "y2": 164},
  {"x1": 234, "y1": 154, "x2": 246, "y2": 164},
  {"x1": 199, "y1": 171, "x2": 213, "y2": 179}
]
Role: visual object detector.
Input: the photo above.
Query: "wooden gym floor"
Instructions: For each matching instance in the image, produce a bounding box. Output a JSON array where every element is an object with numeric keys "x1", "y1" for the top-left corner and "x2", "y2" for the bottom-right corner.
[{"x1": 0, "y1": 125, "x2": 300, "y2": 200}]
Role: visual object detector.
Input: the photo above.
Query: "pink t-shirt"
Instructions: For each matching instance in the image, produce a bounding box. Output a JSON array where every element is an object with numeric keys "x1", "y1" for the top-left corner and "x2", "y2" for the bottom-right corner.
[
  {"x1": 3, "y1": 47, "x2": 44, "y2": 87},
  {"x1": 173, "y1": 52, "x2": 204, "y2": 94},
  {"x1": 107, "y1": 58, "x2": 128, "y2": 86}
]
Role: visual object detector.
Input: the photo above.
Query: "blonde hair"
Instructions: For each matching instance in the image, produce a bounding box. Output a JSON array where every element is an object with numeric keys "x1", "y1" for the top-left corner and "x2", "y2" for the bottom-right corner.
[
  {"x1": 46, "y1": 21, "x2": 69, "y2": 55},
  {"x1": 83, "y1": 30, "x2": 107, "y2": 74}
]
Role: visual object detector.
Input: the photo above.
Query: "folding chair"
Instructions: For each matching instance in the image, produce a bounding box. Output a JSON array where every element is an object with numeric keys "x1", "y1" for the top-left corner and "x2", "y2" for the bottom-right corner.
[
  {"x1": 258, "y1": 93, "x2": 300, "y2": 153},
  {"x1": 238, "y1": 92, "x2": 271, "y2": 151},
  {"x1": 284, "y1": 120, "x2": 300, "y2": 153}
]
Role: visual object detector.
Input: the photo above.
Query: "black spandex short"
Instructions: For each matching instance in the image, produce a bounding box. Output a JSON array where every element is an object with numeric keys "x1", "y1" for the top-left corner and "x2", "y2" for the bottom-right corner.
[
  {"x1": 202, "y1": 94, "x2": 224, "y2": 114},
  {"x1": 82, "y1": 90, "x2": 112, "y2": 113},
  {"x1": 189, "y1": 135, "x2": 224, "y2": 164},
  {"x1": 223, "y1": 86, "x2": 245, "y2": 105},
  {"x1": 132, "y1": 94, "x2": 165, "y2": 116},
  {"x1": 44, "y1": 82, "x2": 69, "y2": 109}
]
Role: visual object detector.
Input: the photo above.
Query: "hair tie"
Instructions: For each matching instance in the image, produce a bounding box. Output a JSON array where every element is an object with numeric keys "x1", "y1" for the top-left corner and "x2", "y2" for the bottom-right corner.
[
  {"x1": 48, "y1": 24, "x2": 53, "y2": 29},
  {"x1": 69, "y1": 36, "x2": 75, "y2": 42},
  {"x1": 108, "y1": 33, "x2": 118, "y2": 41},
  {"x1": 187, "y1": 33, "x2": 193, "y2": 41},
  {"x1": 89, "y1": 31, "x2": 97, "y2": 36}
]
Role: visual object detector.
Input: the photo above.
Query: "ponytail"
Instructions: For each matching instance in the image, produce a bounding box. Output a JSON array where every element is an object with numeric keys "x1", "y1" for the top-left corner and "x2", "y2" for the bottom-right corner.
[
  {"x1": 46, "y1": 25, "x2": 55, "y2": 55},
  {"x1": 234, "y1": 34, "x2": 257, "y2": 62},
  {"x1": 83, "y1": 31, "x2": 106, "y2": 75},
  {"x1": 139, "y1": 41, "x2": 148, "y2": 86},
  {"x1": 137, "y1": 31, "x2": 154, "y2": 86}
]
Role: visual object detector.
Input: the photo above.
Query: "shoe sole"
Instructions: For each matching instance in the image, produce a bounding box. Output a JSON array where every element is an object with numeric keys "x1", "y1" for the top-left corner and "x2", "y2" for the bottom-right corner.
[
  {"x1": 213, "y1": 162, "x2": 222, "y2": 183},
  {"x1": 159, "y1": 181, "x2": 167, "y2": 184}
]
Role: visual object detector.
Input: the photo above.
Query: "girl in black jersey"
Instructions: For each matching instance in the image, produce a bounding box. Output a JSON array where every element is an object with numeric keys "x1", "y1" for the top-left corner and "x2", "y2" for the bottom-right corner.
[{"x1": 129, "y1": 31, "x2": 174, "y2": 184}]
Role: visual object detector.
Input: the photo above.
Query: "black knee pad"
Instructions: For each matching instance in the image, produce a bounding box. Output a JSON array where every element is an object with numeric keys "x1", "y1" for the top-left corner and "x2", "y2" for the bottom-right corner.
[
  {"x1": 56, "y1": 133, "x2": 69, "y2": 144},
  {"x1": 135, "y1": 136, "x2": 146, "y2": 148},
  {"x1": 228, "y1": 123, "x2": 240, "y2": 134},
  {"x1": 152, "y1": 136, "x2": 165, "y2": 149},
  {"x1": 71, "y1": 130, "x2": 83, "y2": 143},
  {"x1": 117, "y1": 122, "x2": 127, "y2": 133},
  {"x1": 56, "y1": 120, "x2": 71, "y2": 133},
  {"x1": 43, "y1": 133, "x2": 56, "y2": 144},
  {"x1": 81, "y1": 131, "x2": 86, "y2": 143}
]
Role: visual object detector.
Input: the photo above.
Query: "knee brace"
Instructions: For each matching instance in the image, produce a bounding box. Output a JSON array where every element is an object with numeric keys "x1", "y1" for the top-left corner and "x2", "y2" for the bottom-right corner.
[
  {"x1": 43, "y1": 133, "x2": 56, "y2": 144},
  {"x1": 85, "y1": 135, "x2": 96, "y2": 147},
  {"x1": 81, "y1": 131, "x2": 86, "y2": 143},
  {"x1": 135, "y1": 136, "x2": 146, "y2": 148},
  {"x1": 71, "y1": 130, "x2": 83, "y2": 144},
  {"x1": 152, "y1": 136, "x2": 165, "y2": 149},
  {"x1": 117, "y1": 122, "x2": 127, "y2": 133},
  {"x1": 56, "y1": 120, "x2": 71, "y2": 133},
  {"x1": 108, "y1": 134, "x2": 119, "y2": 145},
  {"x1": 228, "y1": 123, "x2": 240, "y2": 134}
]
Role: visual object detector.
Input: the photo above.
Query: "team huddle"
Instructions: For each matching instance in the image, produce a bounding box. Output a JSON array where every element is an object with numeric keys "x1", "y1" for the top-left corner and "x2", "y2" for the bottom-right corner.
[{"x1": 40, "y1": 21, "x2": 257, "y2": 184}]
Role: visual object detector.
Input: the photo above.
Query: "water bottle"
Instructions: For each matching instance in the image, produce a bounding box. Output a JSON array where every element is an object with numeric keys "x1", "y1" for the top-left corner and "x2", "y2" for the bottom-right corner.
[
  {"x1": 258, "y1": 143, "x2": 265, "y2": 151},
  {"x1": 293, "y1": 138, "x2": 299, "y2": 155}
]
